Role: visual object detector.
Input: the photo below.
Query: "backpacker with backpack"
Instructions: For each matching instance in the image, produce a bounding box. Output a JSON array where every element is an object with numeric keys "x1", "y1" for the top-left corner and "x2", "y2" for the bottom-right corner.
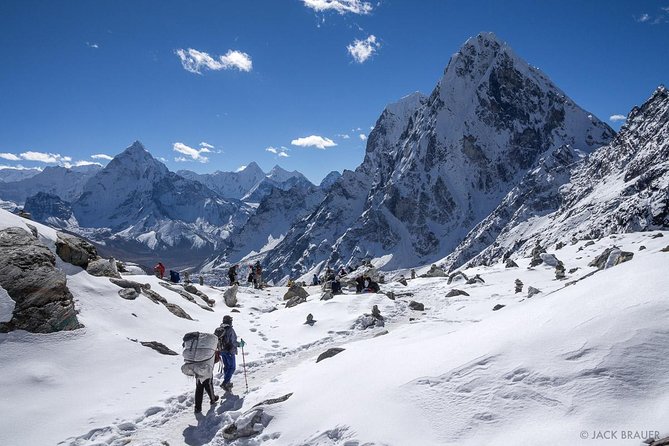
[{"x1": 181, "y1": 332, "x2": 218, "y2": 379}]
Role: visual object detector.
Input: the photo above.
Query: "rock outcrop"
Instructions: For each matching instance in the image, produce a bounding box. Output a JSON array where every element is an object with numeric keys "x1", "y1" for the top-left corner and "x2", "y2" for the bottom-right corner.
[
  {"x1": 0, "y1": 227, "x2": 81, "y2": 333},
  {"x1": 55, "y1": 232, "x2": 99, "y2": 268}
]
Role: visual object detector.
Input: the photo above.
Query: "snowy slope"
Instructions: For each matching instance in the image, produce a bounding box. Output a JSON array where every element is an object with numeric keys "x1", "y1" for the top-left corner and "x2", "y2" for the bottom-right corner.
[
  {"x1": 263, "y1": 32, "x2": 613, "y2": 283},
  {"x1": 2, "y1": 204, "x2": 667, "y2": 445},
  {"x1": 0, "y1": 167, "x2": 41, "y2": 183}
]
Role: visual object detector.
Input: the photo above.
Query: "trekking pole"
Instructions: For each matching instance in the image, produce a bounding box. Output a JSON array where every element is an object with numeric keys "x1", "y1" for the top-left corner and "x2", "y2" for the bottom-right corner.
[{"x1": 240, "y1": 339, "x2": 249, "y2": 393}]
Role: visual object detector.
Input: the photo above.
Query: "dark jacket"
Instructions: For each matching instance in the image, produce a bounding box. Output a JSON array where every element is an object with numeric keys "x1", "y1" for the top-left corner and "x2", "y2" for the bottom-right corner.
[{"x1": 216, "y1": 324, "x2": 238, "y2": 355}]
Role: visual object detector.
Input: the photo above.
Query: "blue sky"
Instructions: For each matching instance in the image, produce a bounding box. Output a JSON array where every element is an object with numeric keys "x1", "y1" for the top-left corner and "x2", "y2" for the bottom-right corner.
[{"x1": 0, "y1": 0, "x2": 667, "y2": 183}]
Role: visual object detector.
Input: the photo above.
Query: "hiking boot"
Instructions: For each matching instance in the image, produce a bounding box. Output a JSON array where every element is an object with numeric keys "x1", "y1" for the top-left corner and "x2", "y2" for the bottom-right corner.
[
  {"x1": 210, "y1": 395, "x2": 220, "y2": 405},
  {"x1": 221, "y1": 382, "x2": 233, "y2": 391}
]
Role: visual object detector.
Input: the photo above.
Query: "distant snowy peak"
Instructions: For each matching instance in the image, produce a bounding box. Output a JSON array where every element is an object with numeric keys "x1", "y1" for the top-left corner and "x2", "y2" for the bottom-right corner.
[
  {"x1": 0, "y1": 168, "x2": 41, "y2": 183},
  {"x1": 266, "y1": 165, "x2": 306, "y2": 183},
  {"x1": 0, "y1": 165, "x2": 100, "y2": 204}
]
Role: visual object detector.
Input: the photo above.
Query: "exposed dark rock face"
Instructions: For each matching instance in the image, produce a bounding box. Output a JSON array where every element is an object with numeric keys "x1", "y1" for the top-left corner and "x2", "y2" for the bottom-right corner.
[
  {"x1": 446, "y1": 289, "x2": 469, "y2": 297},
  {"x1": 87, "y1": 258, "x2": 121, "y2": 278},
  {"x1": 409, "y1": 301, "x2": 425, "y2": 311},
  {"x1": 140, "y1": 341, "x2": 178, "y2": 356},
  {"x1": 0, "y1": 227, "x2": 81, "y2": 333},
  {"x1": 492, "y1": 304, "x2": 506, "y2": 311},
  {"x1": 316, "y1": 348, "x2": 345, "y2": 363},
  {"x1": 24, "y1": 192, "x2": 73, "y2": 222},
  {"x1": 56, "y1": 232, "x2": 99, "y2": 268}
]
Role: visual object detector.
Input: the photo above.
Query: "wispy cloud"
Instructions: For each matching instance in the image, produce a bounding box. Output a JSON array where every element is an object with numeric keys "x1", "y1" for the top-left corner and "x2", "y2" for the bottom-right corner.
[
  {"x1": 302, "y1": 0, "x2": 373, "y2": 15},
  {"x1": 636, "y1": 13, "x2": 650, "y2": 22},
  {"x1": 236, "y1": 165, "x2": 247, "y2": 172},
  {"x1": 265, "y1": 146, "x2": 290, "y2": 157},
  {"x1": 86, "y1": 42, "x2": 99, "y2": 49},
  {"x1": 359, "y1": 134, "x2": 367, "y2": 141},
  {"x1": 609, "y1": 114, "x2": 627, "y2": 122},
  {"x1": 0, "y1": 164, "x2": 41, "y2": 171},
  {"x1": 173, "y1": 142, "x2": 210, "y2": 163},
  {"x1": 199, "y1": 142, "x2": 215, "y2": 149},
  {"x1": 0, "y1": 153, "x2": 21, "y2": 161},
  {"x1": 73, "y1": 160, "x2": 102, "y2": 167},
  {"x1": 20, "y1": 151, "x2": 70, "y2": 164},
  {"x1": 175, "y1": 48, "x2": 253, "y2": 74},
  {"x1": 291, "y1": 135, "x2": 337, "y2": 149},
  {"x1": 91, "y1": 153, "x2": 113, "y2": 161},
  {"x1": 347, "y1": 35, "x2": 380, "y2": 63},
  {"x1": 337, "y1": 133, "x2": 351, "y2": 139}
]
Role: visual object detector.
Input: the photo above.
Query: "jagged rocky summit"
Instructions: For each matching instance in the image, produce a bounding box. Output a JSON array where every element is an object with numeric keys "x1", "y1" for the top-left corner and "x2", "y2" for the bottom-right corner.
[{"x1": 262, "y1": 32, "x2": 614, "y2": 283}]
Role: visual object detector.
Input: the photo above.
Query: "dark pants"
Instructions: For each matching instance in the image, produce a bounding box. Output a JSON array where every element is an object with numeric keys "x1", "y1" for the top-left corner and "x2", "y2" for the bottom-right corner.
[
  {"x1": 221, "y1": 352, "x2": 236, "y2": 384},
  {"x1": 194, "y1": 378, "x2": 215, "y2": 411}
]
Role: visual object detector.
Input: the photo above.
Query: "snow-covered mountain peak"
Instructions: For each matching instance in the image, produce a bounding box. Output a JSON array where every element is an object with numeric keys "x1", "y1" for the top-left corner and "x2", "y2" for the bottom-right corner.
[{"x1": 242, "y1": 161, "x2": 264, "y2": 176}]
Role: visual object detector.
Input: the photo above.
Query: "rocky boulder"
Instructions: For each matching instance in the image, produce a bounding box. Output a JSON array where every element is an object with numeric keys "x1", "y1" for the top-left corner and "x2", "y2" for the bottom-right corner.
[
  {"x1": 55, "y1": 232, "x2": 98, "y2": 268},
  {"x1": 118, "y1": 288, "x2": 139, "y2": 300},
  {"x1": 283, "y1": 284, "x2": 309, "y2": 301},
  {"x1": 505, "y1": 259, "x2": 519, "y2": 268},
  {"x1": 422, "y1": 264, "x2": 447, "y2": 278},
  {"x1": 224, "y1": 285, "x2": 238, "y2": 307},
  {"x1": 109, "y1": 278, "x2": 143, "y2": 293},
  {"x1": 527, "y1": 286, "x2": 541, "y2": 298},
  {"x1": 316, "y1": 347, "x2": 345, "y2": 363},
  {"x1": 445, "y1": 289, "x2": 469, "y2": 297},
  {"x1": 588, "y1": 247, "x2": 634, "y2": 269},
  {"x1": 539, "y1": 253, "x2": 561, "y2": 267},
  {"x1": 87, "y1": 258, "x2": 121, "y2": 278},
  {"x1": 409, "y1": 301, "x2": 425, "y2": 311},
  {"x1": 140, "y1": 341, "x2": 178, "y2": 356},
  {"x1": 492, "y1": 304, "x2": 506, "y2": 311},
  {"x1": 222, "y1": 408, "x2": 273, "y2": 441},
  {"x1": 285, "y1": 295, "x2": 307, "y2": 308},
  {"x1": 0, "y1": 227, "x2": 81, "y2": 333}
]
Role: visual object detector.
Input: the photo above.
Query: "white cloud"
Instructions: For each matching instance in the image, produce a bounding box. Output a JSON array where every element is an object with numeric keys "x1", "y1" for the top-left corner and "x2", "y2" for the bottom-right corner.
[
  {"x1": 173, "y1": 142, "x2": 210, "y2": 163},
  {"x1": 91, "y1": 153, "x2": 113, "y2": 160},
  {"x1": 291, "y1": 135, "x2": 337, "y2": 149},
  {"x1": 73, "y1": 160, "x2": 102, "y2": 167},
  {"x1": 266, "y1": 146, "x2": 290, "y2": 157},
  {"x1": 20, "y1": 151, "x2": 61, "y2": 163},
  {"x1": 337, "y1": 134, "x2": 350, "y2": 139},
  {"x1": 236, "y1": 165, "x2": 247, "y2": 172},
  {"x1": 176, "y1": 48, "x2": 253, "y2": 74},
  {"x1": 347, "y1": 35, "x2": 380, "y2": 63},
  {"x1": 609, "y1": 114, "x2": 627, "y2": 122},
  {"x1": 359, "y1": 134, "x2": 367, "y2": 141},
  {"x1": 302, "y1": 0, "x2": 373, "y2": 15},
  {"x1": 636, "y1": 13, "x2": 650, "y2": 22},
  {"x1": 86, "y1": 42, "x2": 99, "y2": 49},
  {"x1": 158, "y1": 157, "x2": 168, "y2": 163},
  {"x1": 199, "y1": 142, "x2": 215, "y2": 149},
  {"x1": 0, "y1": 153, "x2": 21, "y2": 161}
]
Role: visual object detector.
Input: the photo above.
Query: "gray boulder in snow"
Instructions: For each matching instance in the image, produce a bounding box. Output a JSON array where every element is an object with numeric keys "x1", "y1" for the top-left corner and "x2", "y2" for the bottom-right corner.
[
  {"x1": 662, "y1": 245, "x2": 669, "y2": 252},
  {"x1": 140, "y1": 341, "x2": 178, "y2": 356},
  {"x1": 118, "y1": 288, "x2": 139, "y2": 300},
  {"x1": 0, "y1": 227, "x2": 81, "y2": 333},
  {"x1": 492, "y1": 304, "x2": 505, "y2": 311},
  {"x1": 316, "y1": 347, "x2": 345, "y2": 363},
  {"x1": 409, "y1": 301, "x2": 425, "y2": 311},
  {"x1": 283, "y1": 284, "x2": 309, "y2": 301},
  {"x1": 224, "y1": 285, "x2": 238, "y2": 307},
  {"x1": 539, "y1": 253, "x2": 561, "y2": 267},
  {"x1": 505, "y1": 259, "x2": 519, "y2": 268},
  {"x1": 466, "y1": 274, "x2": 485, "y2": 284},
  {"x1": 588, "y1": 247, "x2": 634, "y2": 269},
  {"x1": 109, "y1": 278, "x2": 143, "y2": 293},
  {"x1": 320, "y1": 291, "x2": 333, "y2": 301},
  {"x1": 87, "y1": 258, "x2": 121, "y2": 279},
  {"x1": 447, "y1": 271, "x2": 468, "y2": 284},
  {"x1": 527, "y1": 286, "x2": 541, "y2": 298},
  {"x1": 445, "y1": 289, "x2": 469, "y2": 297},
  {"x1": 222, "y1": 408, "x2": 273, "y2": 441},
  {"x1": 56, "y1": 232, "x2": 99, "y2": 268},
  {"x1": 285, "y1": 295, "x2": 307, "y2": 308},
  {"x1": 423, "y1": 264, "x2": 447, "y2": 278}
]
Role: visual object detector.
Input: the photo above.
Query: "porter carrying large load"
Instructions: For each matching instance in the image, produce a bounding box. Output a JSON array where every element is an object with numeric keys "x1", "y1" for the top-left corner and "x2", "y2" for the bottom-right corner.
[{"x1": 181, "y1": 332, "x2": 218, "y2": 379}]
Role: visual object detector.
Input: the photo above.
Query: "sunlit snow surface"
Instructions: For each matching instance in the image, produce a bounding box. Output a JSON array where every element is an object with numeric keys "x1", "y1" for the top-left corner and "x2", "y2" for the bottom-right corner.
[{"x1": 0, "y1": 209, "x2": 668, "y2": 445}]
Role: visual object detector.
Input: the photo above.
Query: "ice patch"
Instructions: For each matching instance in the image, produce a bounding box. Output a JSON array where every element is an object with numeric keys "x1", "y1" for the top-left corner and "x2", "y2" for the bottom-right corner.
[{"x1": 0, "y1": 285, "x2": 15, "y2": 323}]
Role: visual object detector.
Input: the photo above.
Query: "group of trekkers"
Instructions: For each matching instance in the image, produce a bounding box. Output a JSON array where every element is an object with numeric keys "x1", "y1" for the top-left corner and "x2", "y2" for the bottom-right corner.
[
  {"x1": 182, "y1": 314, "x2": 243, "y2": 414},
  {"x1": 228, "y1": 261, "x2": 263, "y2": 289},
  {"x1": 310, "y1": 265, "x2": 380, "y2": 295},
  {"x1": 154, "y1": 261, "x2": 204, "y2": 285}
]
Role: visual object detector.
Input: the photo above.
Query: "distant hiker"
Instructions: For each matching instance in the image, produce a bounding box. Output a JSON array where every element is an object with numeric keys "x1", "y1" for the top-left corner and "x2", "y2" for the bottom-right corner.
[
  {"x1": 339, "y1": 267, "x2": 347, "y2": 277},
  {"x1": 253, "y1": 261, "x2": 263, "y2": 289},
  {"x1": 215, "y1": 315, "x2": 241, "y2": 391},
  {"x1": 169, "y1": 270, "x2": 180, "y2": 283},
  {"x1": 154, "y1": 262, "x2": 165, "y2": 279},
  {"x1": 410, "y1": 269, "x2": 416, "y2": 280},
  {"x1": 312, "y1": 274, "x2": 319, "y2": 286},
  {"x1": 181, "y1": 331, "x2": 219, "y2": 414},
  {"x1": 325, "y1": 267, "x2": 335, "y2": 282},
  {"x1": 363, "y1": 277, "x2": 380, "y2": 293},
  {"x1": 199, "y1": 275, "x2": 204, "y2": 286},
  {"x1": 184, "y1": 271, "x2": 191, "y2": 284},
  {"x1": 228, "y1": 265, "x2": 238, "y2": 286},
  {"x1": 247, "y1": 265, "x2": 254, "y2": 285},
  {"x1": 331, "y1": 277, "x2": 343, "y2": 295},
  {"x1": 355, "y1": 276, "x2": 365, "y2": 293}
]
